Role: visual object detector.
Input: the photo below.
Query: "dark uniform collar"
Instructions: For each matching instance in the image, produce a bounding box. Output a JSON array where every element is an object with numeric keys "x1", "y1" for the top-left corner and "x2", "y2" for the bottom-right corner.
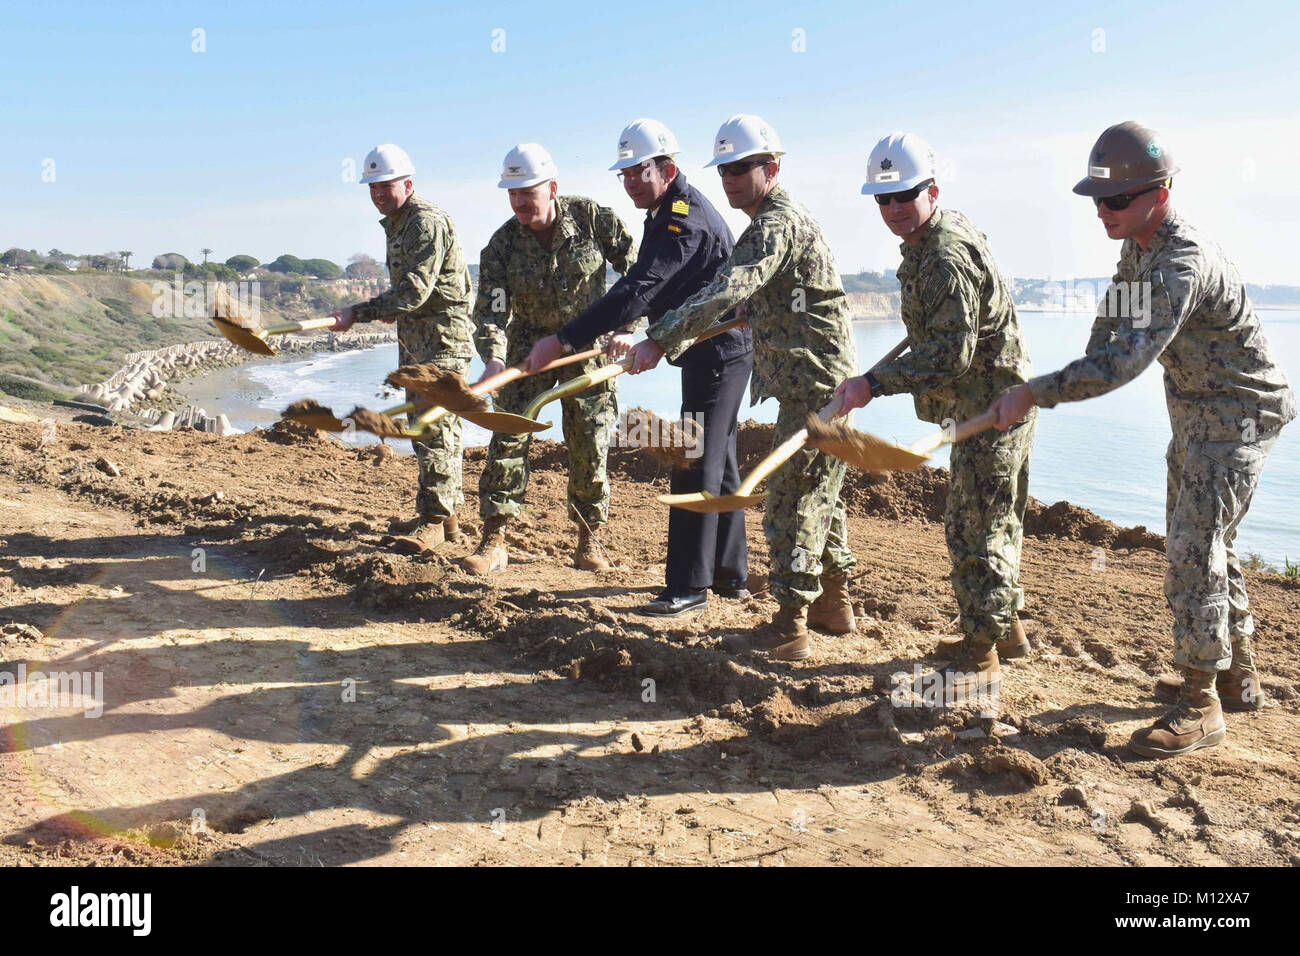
[{"x1": 646, "y1": 171, "x2": 691, "y2": 224}]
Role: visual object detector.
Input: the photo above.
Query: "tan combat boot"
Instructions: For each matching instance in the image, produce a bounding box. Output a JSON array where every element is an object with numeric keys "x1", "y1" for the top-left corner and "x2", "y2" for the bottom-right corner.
[
  {"x1": 443, "y1": 513, "x2": 461, "y2": 545},
  {"x1": 807, "y1": 574, "x2": 855, "y2": 634},
  {"x1": 724, "y1": 605, "x2": 811, "y2": 661},
  {"x1": 390, "y1": 518, "x2": 446, "y2": 555},
  {"x1": 1130, "y1": 666, "x2": 1226, "y2": 758},
  {"x1": 461, "y1": 516, "x2": 509, "y2": 575},
  {"x1": 573, "y1": 522, "x2": 611, "y2": 572},
  {"x1": 387, "y1": 514, "x2": 423, "y2": 535},
  {"x1": 938, "y1": 639, "x2": 1001, "y2": 707},
  {"x1": 936, "y1": 616, "x2": 1030, "y2": 661},
  {"x1": 1154, "y1": 637, "x2": 1265, "y2": 712}
]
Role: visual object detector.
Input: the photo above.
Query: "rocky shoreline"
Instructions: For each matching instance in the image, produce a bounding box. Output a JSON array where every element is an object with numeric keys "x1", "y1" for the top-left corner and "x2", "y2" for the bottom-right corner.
[{"x1": 73, "y1": 328, "x2": 396, "y2": 435}]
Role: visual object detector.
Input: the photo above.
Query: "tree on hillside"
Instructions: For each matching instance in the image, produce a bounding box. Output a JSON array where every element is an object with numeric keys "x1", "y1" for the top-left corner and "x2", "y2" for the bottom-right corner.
[
  {"x1": 47, "y1": 248, "x2": 77, "y2": 266},
  {"x1": 267, "y1": 254, "x2": 305, "y2": 274},
  {"x1": 301, "y1": 258, "x2": 342, "y2": 279},
  {"x1": 152, "y1": 253, "x2": 189, "y2": 271},
  {"x1": 345, "y1": 252, "x2": 384, "y2": 279},
  {"x1": 200, "y1": 247, "x2": 213, "y2": 265},
  {"x1": 119, "y1": 251, "x2": 132, "y2": 271},
  {"x1": 225, "y1": 254, "x2": 259, "y2": 273},
  {"x1": 1, "y1": 248, "x2": 37, "y2": 267}
]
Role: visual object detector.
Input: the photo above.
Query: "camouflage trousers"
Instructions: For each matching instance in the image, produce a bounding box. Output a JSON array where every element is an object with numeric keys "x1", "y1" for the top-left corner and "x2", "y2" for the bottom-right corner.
[
  {"x1": 479, "y1": 361, "x2": 615, "y2": 527},
  {"x1": 765, "y1": 399, "x2": 856, "y2": 607},
  {"x1": 402, "y1": 349, "x2": 470, "y2": 521},
  {"x1": 1165, "y1": 429, "x2": 1280, "y2": 672},
  {"x1": 945, "y1": 411, "x2": 1035, "y2": 644}
]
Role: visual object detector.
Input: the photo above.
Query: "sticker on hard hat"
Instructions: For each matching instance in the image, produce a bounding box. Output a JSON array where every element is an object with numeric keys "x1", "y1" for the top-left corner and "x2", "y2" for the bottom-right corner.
[
  {"x1": 874, "y1": 171, "x2": 900, "y2": 183},
  {"x1": 1146, "y1": 143, "x2": 1162, "y2": 158},
  {"x1": 880, "y1": 158, "x2": 894, "y2": 170},
  {"x1": 1089, "y1": 166, "x2": 1111, "y2": 178},
  {"x1": 716, "y1": 142, "x2": 734, "y2": 154},
  {"x1": 617, "y1": 148, "x2": 634, "y2": 159}
]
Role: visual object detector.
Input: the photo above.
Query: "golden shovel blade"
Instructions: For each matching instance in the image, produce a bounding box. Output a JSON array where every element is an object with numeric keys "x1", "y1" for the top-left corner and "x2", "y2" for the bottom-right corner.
[
  {"x1": 212, "y1": 317, "x2": 277, "y2": 356},
  {"x1": 460, "y1": 409, "x2": 552, "y2": 434},
  {"x1": 658, "y1": 491, "x2": 767, "y2": 514}
]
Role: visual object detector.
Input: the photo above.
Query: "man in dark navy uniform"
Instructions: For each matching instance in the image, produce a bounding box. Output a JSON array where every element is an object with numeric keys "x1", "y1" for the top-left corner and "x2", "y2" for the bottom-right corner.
[{"x1": 527, "y1": 118, "x2": 754, "y2": 616}]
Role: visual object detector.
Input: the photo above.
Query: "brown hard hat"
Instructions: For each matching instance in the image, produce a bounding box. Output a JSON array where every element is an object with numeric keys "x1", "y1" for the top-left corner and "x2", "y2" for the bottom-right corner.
[{"x1": 1073, "y1": 121, "x2": 1179, "y2": 197}]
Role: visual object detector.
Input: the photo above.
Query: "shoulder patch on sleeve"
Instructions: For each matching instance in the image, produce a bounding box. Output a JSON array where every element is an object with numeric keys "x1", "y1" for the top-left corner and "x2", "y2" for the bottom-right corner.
[{"x1": 670, "y1": 199, "x2": 690, "y2": 216}]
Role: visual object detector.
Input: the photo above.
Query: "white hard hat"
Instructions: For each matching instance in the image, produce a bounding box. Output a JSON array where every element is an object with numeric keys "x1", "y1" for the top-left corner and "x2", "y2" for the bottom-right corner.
[
  {"x1": 609, "y1": 118, "x2": 681, "y2": 171},
  {"x1": 860, "y1": 132, "x2": 936, "y2": 195},
  {"x1": 704, "y1": 114, "x2": 784, "y2": 168},
  {"x1": 359, "y1": 144, "x2": 415, "y2": 184},
  {"x1": 498, "y1": 143, "x2": 557, "y2": 189}
]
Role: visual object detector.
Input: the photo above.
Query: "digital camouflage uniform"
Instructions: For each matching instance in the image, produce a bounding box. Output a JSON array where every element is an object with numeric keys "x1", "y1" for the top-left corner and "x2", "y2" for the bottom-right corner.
[
  {"x1": 648, "y1": 184, "x2": 858, "y2": 607},
  {"x1": 473, "y1": 196, "x2": 636, "y2": 527},
  {"x1": 1029, "y1": 210, "x2": 1295, "y2": 672},
  {"x1": 870, "y1": 208, "x2": 1035, "y2": 645},
  {"x1": 354, "y1": 193, "x2": 474, "y2": 520}
]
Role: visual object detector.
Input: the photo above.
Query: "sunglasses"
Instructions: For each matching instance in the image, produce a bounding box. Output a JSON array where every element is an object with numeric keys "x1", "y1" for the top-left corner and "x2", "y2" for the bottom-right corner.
[
  {"x1": 716, "y1": 157, "x2": 770, "y2": 178},
  {"x1": 873, "y1": 180, "x2": 934, "y2": 206},
  {"x1": 1093, "y1": 182, "x2": 1164, "y2": 211}
]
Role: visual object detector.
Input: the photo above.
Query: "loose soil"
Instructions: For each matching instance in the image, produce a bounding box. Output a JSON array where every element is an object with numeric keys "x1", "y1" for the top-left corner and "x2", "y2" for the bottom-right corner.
[{"x1": 1, "y1": 411, "x2": 1297, "y2": 866}]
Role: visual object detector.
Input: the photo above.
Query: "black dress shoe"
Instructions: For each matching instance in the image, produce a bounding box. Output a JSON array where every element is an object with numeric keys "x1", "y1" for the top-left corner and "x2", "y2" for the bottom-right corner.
[
  {"x1": 639, "y1": 591, "x2": 708, "y2": 617},
  {"x1": 711, "y1": 582, "x2": 751, "y2": 599}
]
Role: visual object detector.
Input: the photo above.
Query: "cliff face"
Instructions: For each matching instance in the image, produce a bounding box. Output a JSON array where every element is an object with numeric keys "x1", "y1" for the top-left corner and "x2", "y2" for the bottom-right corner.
[
  {"x1": 0, "y1": 272, "x2": 345, "y2": 394},
  {"x1": 847, "y1": 291, "x2": 900, "y2": 320}
]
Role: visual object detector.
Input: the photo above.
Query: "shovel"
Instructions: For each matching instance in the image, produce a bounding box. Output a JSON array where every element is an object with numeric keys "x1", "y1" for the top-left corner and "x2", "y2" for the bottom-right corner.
[
  {"x1": 658, "y1": 336, "x2": 910, "y2": 513},
  {"x1": 342, "y1": 347, "x2": 606, "y2": 439},
  {"x1": 213, "y1": 316, "x2": 337, "y2": 356},
  {"x1": 808, "y1": 404, "x2": 1002, "y2": 474},
  {"x1": 486, "y1": 317, "x2": 748, "y2": 434}
]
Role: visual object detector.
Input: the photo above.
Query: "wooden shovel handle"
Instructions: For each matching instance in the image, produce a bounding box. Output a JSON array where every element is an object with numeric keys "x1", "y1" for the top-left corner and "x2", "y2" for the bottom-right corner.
[
  {"x1": 908, "y1": 409, "x2": 999, "y2": 456},
  {"x1": 474, "y1": 347, "x2": 604, "y2": 396},
  {"x1": 265, "y1": 316, "x2": 338, "y2": 335},
  {"x1": 737, "y1": 393, "x2": 846, "y2": 496}
]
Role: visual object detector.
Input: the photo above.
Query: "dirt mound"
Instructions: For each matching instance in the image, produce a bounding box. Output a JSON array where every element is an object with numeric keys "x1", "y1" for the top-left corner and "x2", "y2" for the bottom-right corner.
[
  {"x1": 619, "y1": 407, "x2": 701, "y2": 470},
  {"x1": 1025, "y1": 499, "x2": 1164, "y2": 549},
  {"x1": 261, "y1": 419, "x2": 329, "y2": 445}
]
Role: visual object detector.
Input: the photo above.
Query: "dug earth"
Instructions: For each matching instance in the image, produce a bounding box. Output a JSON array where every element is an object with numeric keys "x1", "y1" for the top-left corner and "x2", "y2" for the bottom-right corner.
[{"x1": 0, "y1": 413, "x2": 1297, "y2": 866}]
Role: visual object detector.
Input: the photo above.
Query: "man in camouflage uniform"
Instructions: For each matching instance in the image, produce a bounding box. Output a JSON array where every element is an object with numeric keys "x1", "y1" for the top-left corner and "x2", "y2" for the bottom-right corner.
[
  {"x1": 332, "y1": 143, "x2": 474, "y2": 553},
  {"x1": 837, "y1": 132, "x2": 1035, "y2": 702},
  {"x1": 463, "y1": 143, "x2": 636, "y2": 574},
  {"x1": 626, "y1": 115, "x2": 858, "y2": 661},
  {"x1": 991, "y1": 122, "x2": 1296, "y2": 758}
]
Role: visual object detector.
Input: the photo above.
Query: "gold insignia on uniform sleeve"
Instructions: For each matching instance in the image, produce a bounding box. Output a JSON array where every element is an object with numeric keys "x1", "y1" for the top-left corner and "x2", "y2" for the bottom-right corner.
[
  {"x1": 667, "y1": 223, "x2": 683, "y2": 234},
  {"x1": 670, "y1": 199, "x2": 690, "y2": 216}
]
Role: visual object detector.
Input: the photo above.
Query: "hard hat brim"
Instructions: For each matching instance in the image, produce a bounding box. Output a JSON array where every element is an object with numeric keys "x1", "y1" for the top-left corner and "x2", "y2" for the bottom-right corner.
[
  {"x1": 498, "y1": 175, "x2": 554, "y2": 189},
  {"x1": 609, "y1": 153, "x2": 678, "y2": 171},
  {"x1": 704, "y1": 148, "x2": 782, "y2": 168},
  {"x1": 359, "y1": 172, "x2": 412, "y2": 185},
  {"x1": 860, "y1": 174, "x2": 932, "y2": 196},
  {"x1": 1073, "y1": 169, "x2": 1178, "y2": 198}
]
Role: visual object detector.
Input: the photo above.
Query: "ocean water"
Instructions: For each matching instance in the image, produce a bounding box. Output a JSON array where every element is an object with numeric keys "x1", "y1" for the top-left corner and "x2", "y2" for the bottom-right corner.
[{"x1": 193, "y1": 310, "x2": 1300, "y2": 567}]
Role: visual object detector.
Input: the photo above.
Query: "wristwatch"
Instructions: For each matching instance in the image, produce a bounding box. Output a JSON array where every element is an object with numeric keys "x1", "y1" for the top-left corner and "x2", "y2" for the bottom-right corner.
[{"x1": 556, "y1": 330, "x2": 575, "y2": 355}]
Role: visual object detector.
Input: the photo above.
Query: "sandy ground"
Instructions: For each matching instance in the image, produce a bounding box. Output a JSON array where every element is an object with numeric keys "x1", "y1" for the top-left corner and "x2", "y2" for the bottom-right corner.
[{"x1": 1, "y1": 413, "x2": 1298, "y2": 867}]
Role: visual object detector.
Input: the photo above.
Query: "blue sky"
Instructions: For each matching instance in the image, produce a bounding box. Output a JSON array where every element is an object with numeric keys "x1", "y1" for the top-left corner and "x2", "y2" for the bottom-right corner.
[{"x1": 3, "y1": 0, "x2": 1298, "y2": 282}]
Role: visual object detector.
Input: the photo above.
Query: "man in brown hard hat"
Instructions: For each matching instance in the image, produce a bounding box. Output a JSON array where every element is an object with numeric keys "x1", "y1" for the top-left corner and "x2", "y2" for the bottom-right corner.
[{"x1": 989, "y1": 121, "x2": 1295, "y2": 759}]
